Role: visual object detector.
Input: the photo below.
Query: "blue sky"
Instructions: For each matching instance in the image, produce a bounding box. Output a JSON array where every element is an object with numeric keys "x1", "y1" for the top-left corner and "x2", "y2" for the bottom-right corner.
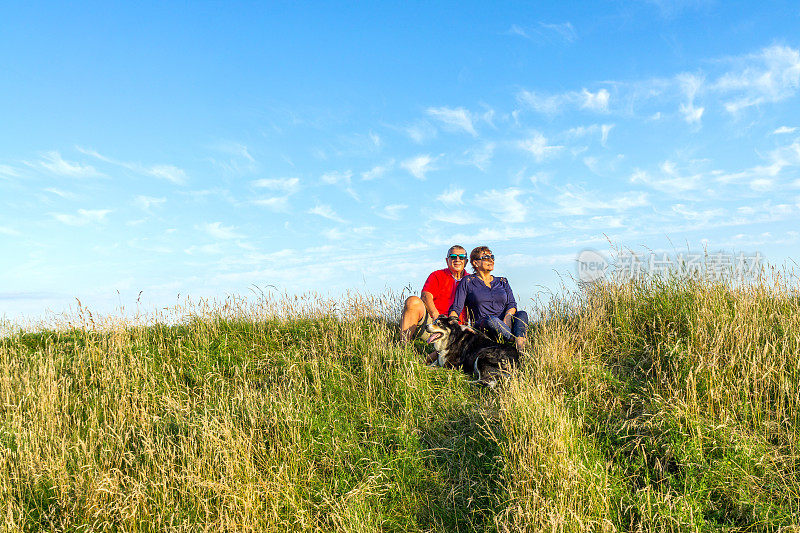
[{"x1": 2, "y1": 1, "x2": 800, "y2": 323}]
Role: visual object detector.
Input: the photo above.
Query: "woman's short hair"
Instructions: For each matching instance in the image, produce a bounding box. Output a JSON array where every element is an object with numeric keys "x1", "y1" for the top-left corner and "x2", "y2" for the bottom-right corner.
[{"x1": 470, "y1": 245, "x2": 492, "y2": 270}]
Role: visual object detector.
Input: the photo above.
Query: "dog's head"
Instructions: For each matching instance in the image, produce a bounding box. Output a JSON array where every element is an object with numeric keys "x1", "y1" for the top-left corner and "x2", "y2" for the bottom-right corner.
[{"x1": 426, "y1": 315, "x2": 474, "y2": 368}]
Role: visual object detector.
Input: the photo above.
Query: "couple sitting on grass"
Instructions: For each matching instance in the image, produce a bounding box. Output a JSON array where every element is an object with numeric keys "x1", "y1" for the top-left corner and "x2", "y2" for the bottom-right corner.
[{"x1": 400, "y1": 244, "x2": 529, "y2": 360}]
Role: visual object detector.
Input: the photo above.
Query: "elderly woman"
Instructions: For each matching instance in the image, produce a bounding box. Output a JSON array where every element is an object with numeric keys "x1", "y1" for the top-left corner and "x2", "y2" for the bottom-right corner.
[{"x1": 449, "y1": 246, "x2": 529, "y2": 351}]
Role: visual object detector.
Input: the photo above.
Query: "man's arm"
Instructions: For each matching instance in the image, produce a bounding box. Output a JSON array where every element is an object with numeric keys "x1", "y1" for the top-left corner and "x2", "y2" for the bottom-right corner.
[{"x1": 420, "y1": 291, "x2": 440, "y2": 318}]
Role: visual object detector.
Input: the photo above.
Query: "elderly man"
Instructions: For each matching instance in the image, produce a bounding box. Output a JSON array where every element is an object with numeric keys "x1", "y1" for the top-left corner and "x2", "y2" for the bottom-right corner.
[{"x1": 400, "y1": 245, "x2": 468, "y2": 345}]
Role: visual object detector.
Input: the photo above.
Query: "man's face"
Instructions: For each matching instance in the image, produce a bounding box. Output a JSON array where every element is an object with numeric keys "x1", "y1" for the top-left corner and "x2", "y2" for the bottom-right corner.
[{"x1": 446, "y1": 248, "x2": 467, "y2": 273}]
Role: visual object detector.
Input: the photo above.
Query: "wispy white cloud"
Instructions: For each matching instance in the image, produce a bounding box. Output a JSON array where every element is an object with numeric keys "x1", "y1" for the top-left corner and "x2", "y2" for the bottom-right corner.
[
  {"x1": 581, "y1": 88, "x2": 610, "y2": 112},
  {"x1": 601, "y1": 124, "x2": 614, "y2": 145},
  {"x1": 147, "y1": 165, "x2": 186, "y2": 185},
  {"x1": 540, "y1": 22, "x2": 577, "y2": 43},
  {"x1": 475, "y1": 188, "x2": 528, "y2": 223},
  {"x1": 200, "y1": 222, "x2": 242, "y2": 240},
  {"x1": 323, "y1": 228, "x2": 344, "y2": 240},
  {"x1": 715, "y1": 45, "x2": 800, "y2": 114},
  {"x1": 569, "y1": 215, "x2": 626, "y2": 230},
  {"x1": 437, "y1": 186, "x2": 465, "y2": 205},
  {"x1": 251, "y1": 177, "x2": 300, "y2": 193},
  {"x1": 37, "y1": 151, "x2": 103, "y2": 178},
  {"x1": 208, "y1": 141, "x2": 257, "y2": 174},
  {"x1": 677, "y1": 72, "x2": 705, "y2": 124},
  {"x1": 252, "y1": 196, "x2": 290, "y2": 212},
  {"x1": 430, "y1": 212, "x2": 480, "y2": 225},
  {"x1": 644, "y1": 0, "x2": 714, "y2": 18},
  {"x1": 369, "y1": 131, "x2": 381, "y2": 148},
  {"x1": 308, "y1": 204, "x2": 346, "y2": 223},
  {"x1": 426, "y1": 106, "x2": 478, "y2": 136},
  {"x1": 0, "y1": 226, "x2": 20, "y2": 236},
  {"x1": 670, "y1": 203, "x2": 725, "y2": 222},
  {"x1": 77, "y1": 147, "x2": 187, "y2": 184},
  {"x1": 773, "y1": 126, "x2": 798, "y2": 134},
  {"x1": 521, "y1": 45, "x2": 798, "y2": 126},
  {"x1": 462, "y1": 142, "x2": 495, "y2": 171},
  {"x1": 518, "y1": 133, "x2": 564, "y2": 162},
  {"x1": 320, "y1": 170, "x2": 353, "y2": 185},
  {"x1": 518, "y1": 87, "x2": 610, "y2": 114},
  {"x1": 43, "y1": 187, "x2": 78, "y2": 199},
  {"x1": 564, "y1": 123, "x2": 615, "y2": 145},
  {"x1": 401, "y1": 154, "x2": 438, "y2": 180},
  {"x1": 480, "y1": 107, "x2": 496, "y2": 128},
  {"x1": 133, "y1": 195, "x2": 166, "y2": 211},
  {"x1": 507, "y1": 24, "x2": 529, "y2": 39},
  {"x1": 353, "y1": 226, "x2": 375, "y2": 236},
  {"x1": 0, "y1": 164, "x2": 21, "y2": 179},
  {"x1": 630, "y1": 160, "x2": 707, "y2": 193},
  {"x1": 126, "y1": 236, "x2": 173, "y2": 253},
  {"x1": 750, "y1": 177, "x2": 775, "y2": 191},
  {"x1": 506, "y1": 22, "x2": 577, "y2": 44},
  {"x1": 376, "y1": 204, "x2": 408, "y2": 220},
  {"x1": 319, "y1": 169, "x2": 360, "y2": 200},
  {"x1": 404, "y1": 121, "x2": 437, "y2": 144},
  {"x1": 713, "y1": 140, "x2": 800, "y2": 185},
  {"x1": 555, "y1": 186, "x2": 649, "y2": 216},
  {"x1": 185, "y1": 244, "x2": 223, "y2": 255},
  {"x1": 361, "y1": 160, "x2": 394, "y2": 181},
  {"x1": 428, "y1": 225, "x2": 542, "y2": 248},
  {"x1": 517, "y1": 91, "x2": 566, "y2": 114},
  {"x1": 51, "y1": 208, "x2": 111, "y2": 226}
]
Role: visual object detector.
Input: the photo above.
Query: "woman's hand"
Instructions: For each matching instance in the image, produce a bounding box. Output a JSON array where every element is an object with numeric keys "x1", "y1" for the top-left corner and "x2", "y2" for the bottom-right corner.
[{"x1": 503, "y1": 308, "x2": 517, "y2": 329}]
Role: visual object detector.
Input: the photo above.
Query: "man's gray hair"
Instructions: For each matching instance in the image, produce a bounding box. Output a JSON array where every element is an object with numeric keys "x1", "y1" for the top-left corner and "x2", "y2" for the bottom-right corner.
[{"x1": 447, "y1": 244, "x2": 466, "y2": 256}]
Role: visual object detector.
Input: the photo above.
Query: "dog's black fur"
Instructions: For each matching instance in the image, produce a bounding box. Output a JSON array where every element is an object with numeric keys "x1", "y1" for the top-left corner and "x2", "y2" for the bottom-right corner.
[{"x1": 425, "y1": 315, "x2": 520, "y2": 388}]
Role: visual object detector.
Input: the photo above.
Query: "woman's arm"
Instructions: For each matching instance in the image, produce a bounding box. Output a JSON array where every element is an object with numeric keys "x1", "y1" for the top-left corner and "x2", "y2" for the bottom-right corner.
[
  {"x1": 501, "y1": 278, "x2": 518, "y2": 324},
  {"x1": 503, "y1": 307, "x2": 516, "y2": 328},
  {"x1": 449, "y1": 277, "x2": 468, "y2": 318}
]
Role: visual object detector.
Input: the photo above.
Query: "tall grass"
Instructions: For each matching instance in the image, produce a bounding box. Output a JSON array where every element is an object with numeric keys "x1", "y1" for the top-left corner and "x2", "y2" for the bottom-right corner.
[{"x1": 2, "y1": 275, "x2": 799, "y2": 531}]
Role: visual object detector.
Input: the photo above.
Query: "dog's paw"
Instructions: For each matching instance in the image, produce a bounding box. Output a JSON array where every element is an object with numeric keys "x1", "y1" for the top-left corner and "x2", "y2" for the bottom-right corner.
[{"x1": 475, "y1": 378, "x2": 498, "y2": 389}]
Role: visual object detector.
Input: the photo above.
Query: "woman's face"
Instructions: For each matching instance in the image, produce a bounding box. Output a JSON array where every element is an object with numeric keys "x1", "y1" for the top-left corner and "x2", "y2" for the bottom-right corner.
[{"x1": 473, "y1": 250, "x2": 495, "y2": 272}]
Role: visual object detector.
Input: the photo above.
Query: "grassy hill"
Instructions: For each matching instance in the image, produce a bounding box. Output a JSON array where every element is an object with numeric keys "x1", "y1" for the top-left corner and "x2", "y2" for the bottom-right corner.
[{"x1": 1, "y1": 277, "x2": 799, "y2": 531}]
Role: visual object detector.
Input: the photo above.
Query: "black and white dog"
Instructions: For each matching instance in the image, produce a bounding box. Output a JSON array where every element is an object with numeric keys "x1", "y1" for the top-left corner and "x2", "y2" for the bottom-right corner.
[{"x1": 425, "y1": 315, "x2": 520, "y2": 388}]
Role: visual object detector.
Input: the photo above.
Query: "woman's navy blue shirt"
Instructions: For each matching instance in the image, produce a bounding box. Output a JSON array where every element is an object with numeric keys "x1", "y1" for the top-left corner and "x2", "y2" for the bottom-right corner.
[{"x1": 449, "y1": 274, "x2": 518, "y2": 323}]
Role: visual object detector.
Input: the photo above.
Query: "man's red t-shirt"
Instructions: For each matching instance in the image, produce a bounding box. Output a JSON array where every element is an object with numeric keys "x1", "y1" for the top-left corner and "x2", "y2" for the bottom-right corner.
[{"x1": 421, "y1": 268, "x2": 467, "y2": 322}]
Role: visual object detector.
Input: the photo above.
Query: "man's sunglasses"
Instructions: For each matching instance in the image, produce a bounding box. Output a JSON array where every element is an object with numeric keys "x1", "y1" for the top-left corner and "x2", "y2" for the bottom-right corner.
[
  {"x1": 477, "y1": 254, "x2": 495, "y2": 261},
  {"x1": 447, "y1": 254, "x2": 467, "y2": 260}
]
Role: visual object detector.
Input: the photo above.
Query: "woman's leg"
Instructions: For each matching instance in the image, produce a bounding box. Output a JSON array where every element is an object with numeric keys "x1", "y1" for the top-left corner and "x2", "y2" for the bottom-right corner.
[
  {"x1": 476, "y1": 315, "x2": 515, "y2": 342},
  {"x1": 509, "y1": 311, "x2": 529, "y2": 351},
  {"x1": 510, "y1": 310, "x2": 529, "y2": 338}
]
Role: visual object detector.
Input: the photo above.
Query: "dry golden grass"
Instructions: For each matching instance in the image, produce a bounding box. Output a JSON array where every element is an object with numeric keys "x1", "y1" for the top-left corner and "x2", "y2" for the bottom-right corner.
[{"x1": 2, "y1": 274, "x2": 799, "y2": 531}]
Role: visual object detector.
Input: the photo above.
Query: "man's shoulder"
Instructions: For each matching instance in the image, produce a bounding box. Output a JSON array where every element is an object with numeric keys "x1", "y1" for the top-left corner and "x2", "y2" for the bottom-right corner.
[
  {"x1": 427, "y1": 268, "x2": 450, "y2": 279},
  {"x1": 422, "y1": 268, "x2": 449, "y2": 290}
]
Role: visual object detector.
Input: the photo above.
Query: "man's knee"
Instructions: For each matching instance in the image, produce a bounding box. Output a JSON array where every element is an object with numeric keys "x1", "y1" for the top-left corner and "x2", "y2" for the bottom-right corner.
[
  {"x1": 514, "y1": 311, "x2": 529, "y2": 324},
  {"x1": 403, "y1": 295, "x2": 423, "y2": 311},
  {"x1": 401, "y1": 296, "x2": 425, "y2": 324}
]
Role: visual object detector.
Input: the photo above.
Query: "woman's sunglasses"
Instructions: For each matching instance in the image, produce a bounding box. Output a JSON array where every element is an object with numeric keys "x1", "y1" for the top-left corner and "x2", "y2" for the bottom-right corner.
[
  {"x1": 447, "y1": 254, "x2": 467, "y2": 260},
  {"x1": 477, "y1": 254, "x2": 495, "y2": 261}
]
